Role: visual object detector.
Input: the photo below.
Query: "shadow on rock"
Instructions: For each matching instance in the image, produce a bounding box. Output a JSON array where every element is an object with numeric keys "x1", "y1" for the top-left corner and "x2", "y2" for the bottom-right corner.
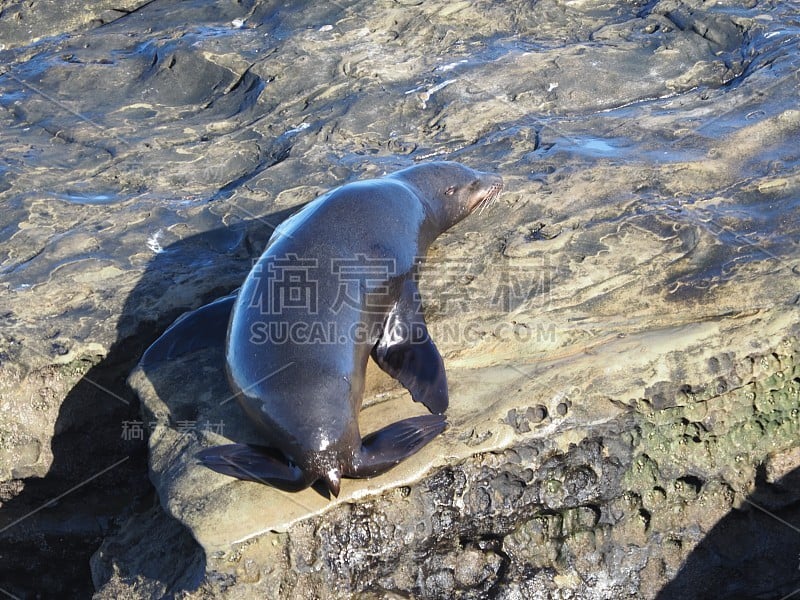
[
  {"x1": 0, "y1": 205, "x2": 300, "y2": 597},
  {"x1": 657, "y1": 464, "x2": 800, "y2": 600}
]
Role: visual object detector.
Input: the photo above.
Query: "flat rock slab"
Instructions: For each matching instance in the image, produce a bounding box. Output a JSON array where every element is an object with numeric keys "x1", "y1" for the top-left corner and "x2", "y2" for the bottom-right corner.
[{"x1": 132, "y1": 304, "x2": 798, "y2": 553}]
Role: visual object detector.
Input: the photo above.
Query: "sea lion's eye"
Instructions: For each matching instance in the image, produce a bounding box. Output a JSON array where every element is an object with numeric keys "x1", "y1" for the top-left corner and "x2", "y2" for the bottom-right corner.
[{"x1": 445, "y1": 186, "x2": 456, "y2": 196}]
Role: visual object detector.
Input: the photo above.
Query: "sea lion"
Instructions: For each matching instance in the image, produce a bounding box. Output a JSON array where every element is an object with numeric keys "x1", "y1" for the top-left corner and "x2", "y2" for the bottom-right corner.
[{"x1": 142, "y1": 161, "x2": 503, "y2": 497}]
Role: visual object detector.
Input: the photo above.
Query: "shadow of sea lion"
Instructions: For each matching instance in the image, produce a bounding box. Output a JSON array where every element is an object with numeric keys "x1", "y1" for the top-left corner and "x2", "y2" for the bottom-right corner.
[{"x1": 0, "y1": 205, "x2": 300, "y2": 597}]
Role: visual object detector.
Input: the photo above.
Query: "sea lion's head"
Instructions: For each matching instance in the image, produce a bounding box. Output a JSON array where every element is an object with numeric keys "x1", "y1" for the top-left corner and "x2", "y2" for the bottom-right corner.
[{"x1": 390, "y1": 161, "x2": 504, "y2": 231}]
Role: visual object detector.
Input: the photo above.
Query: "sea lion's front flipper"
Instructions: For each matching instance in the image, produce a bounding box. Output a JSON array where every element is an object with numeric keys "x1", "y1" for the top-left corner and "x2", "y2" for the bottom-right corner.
[
  {"x1": 347, "y1": 414, "x2": 446, "y2": 478},
  {"x1": 141, "y1": 292, "x2": 238, "y2": 366},
  {"x1": 196, "y1": 444, "x2": 312, "y2": 492},
  {"x1": 371, "y1": 280, "x2": 449, "y2": 414}
]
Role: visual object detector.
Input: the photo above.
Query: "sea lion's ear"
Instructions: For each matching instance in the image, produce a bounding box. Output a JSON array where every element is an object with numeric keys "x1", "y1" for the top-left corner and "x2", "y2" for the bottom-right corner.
[
  {"x1": 371, "y1": 280, "x2": 449, "y2": 415},
  {"x1": 347, "y1": 414, "x2": 446, "y2": 478},
  {"x1": 141, "y1": 291, "x2": 238, "y2": 367},
  {"x1": 196, "y1": 444, "x2": 312, "y2": 491}
]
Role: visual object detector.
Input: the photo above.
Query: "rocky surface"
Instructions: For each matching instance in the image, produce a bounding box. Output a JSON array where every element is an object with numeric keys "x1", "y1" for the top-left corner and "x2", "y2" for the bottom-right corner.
[{"x1": 0, "y1": 0, "x2": 799, "y2": 598}]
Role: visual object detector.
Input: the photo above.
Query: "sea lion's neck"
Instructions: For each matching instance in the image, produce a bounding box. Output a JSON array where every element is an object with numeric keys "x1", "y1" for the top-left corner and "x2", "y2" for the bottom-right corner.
[{"x1": 416, "y1": 198, "x2": 454, "y2": 252}]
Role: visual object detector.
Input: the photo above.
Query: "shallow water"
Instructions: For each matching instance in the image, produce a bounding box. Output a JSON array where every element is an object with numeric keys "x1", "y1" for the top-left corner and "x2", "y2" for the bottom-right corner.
[{"x1": 2, "y1": 1, "x2": 793, "y2": 271}]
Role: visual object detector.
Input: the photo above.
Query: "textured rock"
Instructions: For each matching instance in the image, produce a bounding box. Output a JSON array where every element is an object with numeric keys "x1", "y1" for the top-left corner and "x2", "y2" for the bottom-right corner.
[{"x1": 0, "y1": 0, "x2": 798, "y2": 597}]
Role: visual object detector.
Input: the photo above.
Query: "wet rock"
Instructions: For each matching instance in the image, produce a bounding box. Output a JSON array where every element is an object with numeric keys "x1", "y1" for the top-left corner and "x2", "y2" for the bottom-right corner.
[
  {"x1": 0, "y1": 0, "x2": 798, "y2": 598},
  {"x1": 0, "y1": 0, "x2": 151, "y2": 48},
  {"x1": 765, "y1": 446, "x2": 800, "y2": 485}
]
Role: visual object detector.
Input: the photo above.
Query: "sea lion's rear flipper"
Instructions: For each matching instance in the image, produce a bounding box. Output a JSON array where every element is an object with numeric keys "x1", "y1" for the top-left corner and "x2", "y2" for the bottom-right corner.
[
  {"x1": 196, "y1": 444, "x2": 312, "y2": 492},
  {"x1": 371, "y1": 280, "x2": 449, "y2": 414},
  {"x1": 347, "y1": 414, "x2": 447, "y2": 478},
  {"x1": 141, "y1": 292, "x2": 238, "y2": 366}
]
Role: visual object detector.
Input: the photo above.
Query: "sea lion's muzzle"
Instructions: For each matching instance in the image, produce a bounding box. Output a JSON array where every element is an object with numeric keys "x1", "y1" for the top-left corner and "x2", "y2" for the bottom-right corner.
[{"x1": 468, "y1": 177, "x2": 504, "y2": 213}]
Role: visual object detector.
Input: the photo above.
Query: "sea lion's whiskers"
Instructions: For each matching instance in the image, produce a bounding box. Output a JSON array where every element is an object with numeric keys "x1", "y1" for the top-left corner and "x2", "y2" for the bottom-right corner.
[{"x1": 478, "y1": 183, "x2": 503, "y2": 214}]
